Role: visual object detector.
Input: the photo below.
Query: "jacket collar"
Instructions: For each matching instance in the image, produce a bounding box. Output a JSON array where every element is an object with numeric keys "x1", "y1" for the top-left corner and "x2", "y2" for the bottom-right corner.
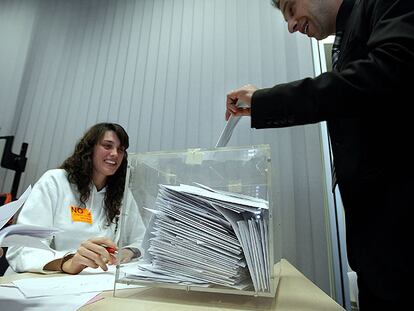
[{"x1": 336, "y1": 0, "x2": 356, "y2": 33}]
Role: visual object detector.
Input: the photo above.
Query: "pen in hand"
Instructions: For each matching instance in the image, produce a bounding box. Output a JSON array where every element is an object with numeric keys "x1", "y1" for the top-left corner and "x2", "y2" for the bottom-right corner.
[{"x1": 105, "y1": 246, "x2": 118, "y2": 254}]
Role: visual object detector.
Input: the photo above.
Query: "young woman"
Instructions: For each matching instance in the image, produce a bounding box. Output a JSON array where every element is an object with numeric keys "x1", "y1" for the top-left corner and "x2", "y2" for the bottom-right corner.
[{"x1": 6, "y1": 123, "x2": 145, "y2": 274}]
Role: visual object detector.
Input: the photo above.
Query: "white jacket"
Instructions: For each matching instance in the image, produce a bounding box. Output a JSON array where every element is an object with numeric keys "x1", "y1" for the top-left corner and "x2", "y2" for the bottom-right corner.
[{"x1": 6, "y1": 169, "x2": 145, "y2": 273}]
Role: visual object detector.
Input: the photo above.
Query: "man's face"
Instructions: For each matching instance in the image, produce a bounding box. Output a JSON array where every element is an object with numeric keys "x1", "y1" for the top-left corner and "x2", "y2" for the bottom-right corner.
[{"x1": 279, "y1": 0, "x2": 339, "y2": 40}]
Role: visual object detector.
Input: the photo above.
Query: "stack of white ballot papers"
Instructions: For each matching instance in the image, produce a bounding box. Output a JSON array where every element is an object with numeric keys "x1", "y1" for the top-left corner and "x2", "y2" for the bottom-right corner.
[{"x1": 129, "y1": 183, "x2": 271, "y2": 292}]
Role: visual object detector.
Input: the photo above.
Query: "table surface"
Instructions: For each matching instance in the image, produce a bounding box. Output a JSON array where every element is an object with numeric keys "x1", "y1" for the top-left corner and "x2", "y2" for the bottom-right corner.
[{"x1": 1, "y1": 259, "x2": 345, "y2": 311}]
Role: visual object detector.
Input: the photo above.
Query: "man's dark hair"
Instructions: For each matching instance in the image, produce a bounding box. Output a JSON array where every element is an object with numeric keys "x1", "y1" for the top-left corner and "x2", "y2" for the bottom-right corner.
[
  {"x1": 271, "y1": 0, "x2": 281, "y2": 9},
  {"x1": 60, "y1": 122, "x2": 129, "y2": 226}
]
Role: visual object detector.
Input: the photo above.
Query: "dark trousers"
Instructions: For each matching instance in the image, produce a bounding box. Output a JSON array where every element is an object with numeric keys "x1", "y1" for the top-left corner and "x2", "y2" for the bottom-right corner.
[
  {"x1": 357, "y1": 273, "x2": 408, "y2": 311},
  {"x1": 339, "y1": 176, "x2": 411, "y2": 311}
]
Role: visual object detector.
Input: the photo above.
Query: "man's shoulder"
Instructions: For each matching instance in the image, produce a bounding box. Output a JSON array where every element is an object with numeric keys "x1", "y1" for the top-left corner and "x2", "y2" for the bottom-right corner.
[
  {"x1": 362, "y1": 0, "x2": 414, "y2": 16},
  {"x1": 351, "y1": 0, "x2": 413, "y2": 35}
]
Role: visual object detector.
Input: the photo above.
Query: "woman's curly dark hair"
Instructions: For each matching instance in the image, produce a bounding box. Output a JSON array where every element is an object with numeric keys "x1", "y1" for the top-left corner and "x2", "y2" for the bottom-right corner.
[{"x1": 60, "y1": 123, "x2": 129, "y2": 226}]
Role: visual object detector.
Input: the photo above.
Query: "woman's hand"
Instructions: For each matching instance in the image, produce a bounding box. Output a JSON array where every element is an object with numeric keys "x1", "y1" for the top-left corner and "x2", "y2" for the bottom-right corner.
[
  {"x1": 61, "y1": 237, "x2": 117, "y2": 274},
  {"x1": 119, "y1": 248, "x2": 136, "y2": 263}
]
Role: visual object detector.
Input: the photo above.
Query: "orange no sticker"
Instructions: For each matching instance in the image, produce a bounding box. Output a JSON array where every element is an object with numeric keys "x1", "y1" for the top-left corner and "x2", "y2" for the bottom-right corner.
[{"x1": 70, "y1": 206, "x2": 92, "y2": 224}]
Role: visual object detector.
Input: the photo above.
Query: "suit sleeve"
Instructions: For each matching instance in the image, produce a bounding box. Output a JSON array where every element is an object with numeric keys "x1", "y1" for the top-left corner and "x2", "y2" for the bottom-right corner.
[{"x1": 251, "y1": 0, "x2": 414, "y2": 129}]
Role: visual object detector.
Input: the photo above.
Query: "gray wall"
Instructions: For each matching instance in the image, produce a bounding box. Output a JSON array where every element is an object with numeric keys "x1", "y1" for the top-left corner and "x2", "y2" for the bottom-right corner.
[
  {"x1": 0, "y1": 0, "x2": 38, "y2": 136},
  {"x1": 0, "y1": 0, "x2": 334, "y2": 298}
]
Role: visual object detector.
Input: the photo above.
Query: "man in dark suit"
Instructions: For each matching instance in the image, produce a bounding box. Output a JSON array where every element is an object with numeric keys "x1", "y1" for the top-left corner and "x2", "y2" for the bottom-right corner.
[{"x1": 226, "y1": 0, "x2": 413, "y2": 309}]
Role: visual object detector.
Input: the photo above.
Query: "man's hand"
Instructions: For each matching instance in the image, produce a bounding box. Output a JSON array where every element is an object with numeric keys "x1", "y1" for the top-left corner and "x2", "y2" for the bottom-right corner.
[{"x1": 226, "y1": 84, "x2": 258, "y2": 120}]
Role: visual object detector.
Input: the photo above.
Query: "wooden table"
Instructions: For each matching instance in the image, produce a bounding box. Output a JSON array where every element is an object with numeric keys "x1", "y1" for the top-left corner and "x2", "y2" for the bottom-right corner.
[{"x1": 1, "y1": 259, "x2": 345, "y2": 310}]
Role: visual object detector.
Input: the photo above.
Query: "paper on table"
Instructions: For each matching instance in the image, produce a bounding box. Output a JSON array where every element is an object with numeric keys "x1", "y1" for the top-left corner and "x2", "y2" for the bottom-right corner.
[
  {"x1": 12, "y1": 262, "x2": 143, "y2": 298},
  {"x1": 0, "y1": 185, "x2": 31, "y2": 229},
  {"x1": 12, "y1": 275, "x2": 114, "y2": 298},
  {"x1": 0, "y1": 286, "x2": 99, "y2": 311}
]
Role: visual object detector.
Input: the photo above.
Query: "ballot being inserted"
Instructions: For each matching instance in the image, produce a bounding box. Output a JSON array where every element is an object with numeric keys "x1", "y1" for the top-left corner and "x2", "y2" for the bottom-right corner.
[
  {"x1": 216, "y1": 100, "x2": 250, "y2": 148},
  {"x1": 215, "y1": 114, "x2": 242, "y2": 148},
  {"x1": 0, "y1": 186, "x2": 61, "y2": 250},
  {"x1": 128, "y1": 183, "x2": 270, "y2": 292}
]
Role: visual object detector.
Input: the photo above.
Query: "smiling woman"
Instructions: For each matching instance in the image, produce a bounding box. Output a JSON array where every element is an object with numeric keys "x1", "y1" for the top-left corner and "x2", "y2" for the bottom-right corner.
[
  {"x1": 61, "y1": 123, "x2": 130, "y2": 232},
  {"x1": 91, "y1": 130, "x2": 126, "y2": 190},
  {"x1": 92, "y1": 131, "x2": 126, "y2": 190},
  {"x1": 6, "y1": 123, "x2": 146, "y2": 275}
]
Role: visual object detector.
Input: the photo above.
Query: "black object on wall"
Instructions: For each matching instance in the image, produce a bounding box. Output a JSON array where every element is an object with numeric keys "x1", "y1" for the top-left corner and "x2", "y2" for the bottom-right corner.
[
  {"x1": 0, "y1": 136, "x2": 28, "y2": 199},
  {"x1": 0, "y1": 136, "x2": 28, "y2": 276}
]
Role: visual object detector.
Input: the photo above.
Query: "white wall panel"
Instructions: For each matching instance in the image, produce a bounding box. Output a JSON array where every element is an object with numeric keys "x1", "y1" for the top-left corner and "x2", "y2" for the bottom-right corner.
[
  {"x1": 0, "y1": 0, "x2": 334, "y2": 299},
  {"x1": 0, "y1": 0, "x2": 38, "y2": 190},
  {"x1": 0, "y1": 0, "x2": 37, "y2": 135}
]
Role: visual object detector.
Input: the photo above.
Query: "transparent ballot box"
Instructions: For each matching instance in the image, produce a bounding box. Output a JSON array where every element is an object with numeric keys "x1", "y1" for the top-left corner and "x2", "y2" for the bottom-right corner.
[{"x1": 114, "y1": 145, "x2": 281, "y2": 297}]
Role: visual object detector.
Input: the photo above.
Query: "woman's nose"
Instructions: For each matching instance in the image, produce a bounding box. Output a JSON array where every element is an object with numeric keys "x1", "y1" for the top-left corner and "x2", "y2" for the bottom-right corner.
[{"x1": 110, "y1": 148, "x2": 118, "y2": 156}]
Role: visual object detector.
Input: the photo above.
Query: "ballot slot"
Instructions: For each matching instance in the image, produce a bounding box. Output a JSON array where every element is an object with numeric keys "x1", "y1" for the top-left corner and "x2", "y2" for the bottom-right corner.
[{"x1": 114, "y1": 145, "x2": 281, "y2": 297}]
